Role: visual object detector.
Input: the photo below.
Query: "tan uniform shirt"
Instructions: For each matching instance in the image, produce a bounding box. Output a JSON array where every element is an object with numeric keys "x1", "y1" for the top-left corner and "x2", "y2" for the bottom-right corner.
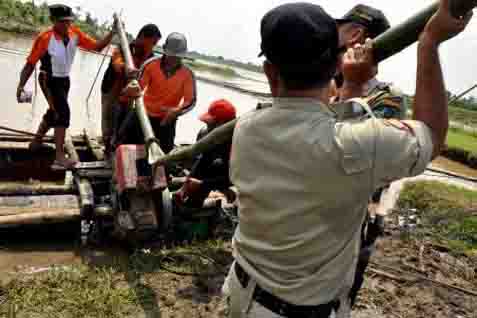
[{"x1": 230, "y1": 97, "x2": 433, "y2": 306}]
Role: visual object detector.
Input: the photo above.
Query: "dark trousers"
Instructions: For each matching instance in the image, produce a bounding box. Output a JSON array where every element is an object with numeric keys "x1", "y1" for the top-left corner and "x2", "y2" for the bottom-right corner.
[
  {"x1": 112, "y1": 105, "x2": 176, "y2": 154},
  {"x1": 39, "y1": 74, "x2": 71, "y2": 128}
]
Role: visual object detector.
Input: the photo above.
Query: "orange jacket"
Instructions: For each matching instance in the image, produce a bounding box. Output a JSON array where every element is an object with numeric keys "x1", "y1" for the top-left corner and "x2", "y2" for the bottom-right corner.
[{"x1": 139, "y1": 57, "x2": 197, "y2": 118}]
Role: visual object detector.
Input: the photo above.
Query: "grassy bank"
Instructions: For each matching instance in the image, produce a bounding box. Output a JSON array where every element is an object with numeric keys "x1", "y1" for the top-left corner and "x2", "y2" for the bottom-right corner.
[
  {"x1": 397, "y1": 181, "x2": 477, "y2": 255},
  {"x1": 447, "y1": 127, "x2": 477, "y2": 153},
  {"x1": 449, "y1": 106, "x2": 477, "y2": 127},
  {"x1": 442, "y1": 127, "x2": 477, "y2": 168},
  {"x1": 185, "y1": 60, "x2": 238, "y2": 78}
]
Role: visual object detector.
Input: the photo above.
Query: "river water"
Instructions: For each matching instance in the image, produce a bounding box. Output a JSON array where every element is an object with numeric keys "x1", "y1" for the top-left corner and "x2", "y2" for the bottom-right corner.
[{"x1": 0, "y1": 32, "x2": 268, "y2": 144}]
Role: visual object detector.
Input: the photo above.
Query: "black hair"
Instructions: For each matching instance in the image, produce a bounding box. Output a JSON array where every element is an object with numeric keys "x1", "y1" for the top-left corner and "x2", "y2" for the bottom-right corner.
[
  {"x1": 137, "y1": 24, "x2": 161, "y2": 39},
  {"x1": 279, "y1": 50, "x2": 339, "y2": 90}
]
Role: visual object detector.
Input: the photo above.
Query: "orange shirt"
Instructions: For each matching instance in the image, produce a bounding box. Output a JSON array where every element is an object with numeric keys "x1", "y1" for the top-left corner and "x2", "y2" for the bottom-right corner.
[
  {"x1": 139, "y1": 58, "x2": 197, "y2": 118},
  {"x1": 111, "y1": 47, "x2": 152, "y2": 104}
]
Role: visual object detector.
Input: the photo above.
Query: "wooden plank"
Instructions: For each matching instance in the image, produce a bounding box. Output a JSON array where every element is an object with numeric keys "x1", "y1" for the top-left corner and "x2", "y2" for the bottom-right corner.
[
  {"x1": 76, "y1": 161, "x2": 108, "y2": 169},
  {"x1": 76, "y1": 169, "x2": 112, "y2": 179},
  {"x1": 0, "y1": 183, "x2": 75, "y2": 196},
  {"x1": 0, "y1": 133, "x2": 85, "y2": 144},
  {"x1": 0, "y1": 141, "x2": 55, "y2": 150},
  {"x1": 0, "y1": 209, "x2": 80, "y2": 227},
  {"x1": 0, "y1": 195, "x2": 80, "y2": 216}
]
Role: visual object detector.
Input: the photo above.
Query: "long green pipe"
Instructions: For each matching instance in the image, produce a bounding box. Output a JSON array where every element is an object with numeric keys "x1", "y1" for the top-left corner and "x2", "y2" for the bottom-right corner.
[
  {"x1": 155, "y1": 0, "x2": 477, "y2": 166},
  {"x1": 373, "y1": 0, "x2": 477, "y2": 62}
]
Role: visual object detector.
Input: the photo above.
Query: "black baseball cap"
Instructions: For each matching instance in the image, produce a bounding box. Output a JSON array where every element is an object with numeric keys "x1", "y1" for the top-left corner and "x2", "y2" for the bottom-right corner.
[
  {"x1": 259, "y1": 2, "x2": 339, "y2": 74},
  {"x1": 137, "y1": 24, "x2": 162, "y2": 38},
  {"x1": 49, "y1": 4, "x2": 74, "y2": 21},
  {"x1": 336, "y1": 4, "x2": 390, "y2": 39}
]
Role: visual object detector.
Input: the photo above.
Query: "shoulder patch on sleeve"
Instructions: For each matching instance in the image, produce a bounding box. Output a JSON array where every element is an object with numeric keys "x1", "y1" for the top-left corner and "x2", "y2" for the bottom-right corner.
[{"x1": 383, "y1": 119, "x2": 415, "y2": 136}]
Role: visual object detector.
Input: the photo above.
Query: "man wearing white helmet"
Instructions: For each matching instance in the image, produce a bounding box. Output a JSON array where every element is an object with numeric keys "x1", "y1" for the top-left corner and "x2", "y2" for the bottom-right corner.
[{"x1": 125, "y1": 32, "x2": 197, "y2": 153}]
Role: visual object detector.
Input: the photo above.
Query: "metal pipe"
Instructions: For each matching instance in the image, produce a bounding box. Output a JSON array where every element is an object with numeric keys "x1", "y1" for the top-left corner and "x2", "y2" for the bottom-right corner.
[
  {"x1": 113, "y1": 13, "x2": 165, "y2": 164},
  {"x1": 449, "y1": 84, "x2": 477, "y2": 105},
  {"x1": 373, "y1": 0, "x2": 477, "y2": 62},
  {"x1": 153, "y1": 0, "x2": 477, "y2": 166}
]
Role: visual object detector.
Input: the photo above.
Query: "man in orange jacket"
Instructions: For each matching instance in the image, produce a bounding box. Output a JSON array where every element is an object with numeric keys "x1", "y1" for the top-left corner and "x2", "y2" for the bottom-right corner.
[{"x1": 16, "y1": 4, "x2": 114, "y2": 170}]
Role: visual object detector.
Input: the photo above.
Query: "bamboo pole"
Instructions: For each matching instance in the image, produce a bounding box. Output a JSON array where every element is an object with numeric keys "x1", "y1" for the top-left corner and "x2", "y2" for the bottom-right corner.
[{"x1": 153, "y1": 0, "x2": 477, "y2": 166}]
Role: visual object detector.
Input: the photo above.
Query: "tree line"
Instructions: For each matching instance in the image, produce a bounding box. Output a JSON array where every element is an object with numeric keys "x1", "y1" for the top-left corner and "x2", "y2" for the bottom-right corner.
[{"x1": 0, "y1": 0, "x2": 132, "y2": 41}]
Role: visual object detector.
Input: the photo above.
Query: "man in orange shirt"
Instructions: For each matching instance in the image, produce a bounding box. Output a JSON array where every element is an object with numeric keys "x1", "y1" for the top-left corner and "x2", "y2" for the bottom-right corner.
[
  {"x1": 124, "y1": 32, "x2": 196, "y2": 153},
  {"x1": 16, "y1": 4, "x2": 114, "y2": 170},
  {"x1": 101, "y1": 24, "x2": 161, "y2": 159}
]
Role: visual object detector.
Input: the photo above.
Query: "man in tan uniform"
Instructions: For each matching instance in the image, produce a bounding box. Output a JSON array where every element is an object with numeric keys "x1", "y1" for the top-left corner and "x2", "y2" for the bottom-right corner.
[
  {"x1": 333, "y1": 4, "x2": 405, "y2": 305},
  {"x1": 223, "y1": 1, "x2": 471, "y2": 317}
]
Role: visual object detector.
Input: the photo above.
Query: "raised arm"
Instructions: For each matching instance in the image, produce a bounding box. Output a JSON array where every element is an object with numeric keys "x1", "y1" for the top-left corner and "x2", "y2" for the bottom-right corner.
[{"x1": 413, "y1": 0, "x2": 472, "y2": 158}]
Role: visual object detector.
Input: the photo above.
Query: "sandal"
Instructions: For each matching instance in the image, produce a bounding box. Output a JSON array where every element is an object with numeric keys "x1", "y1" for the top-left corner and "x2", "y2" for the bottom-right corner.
[{"x1": 51, "y1": 158, "x2": 78, "y2": 171}]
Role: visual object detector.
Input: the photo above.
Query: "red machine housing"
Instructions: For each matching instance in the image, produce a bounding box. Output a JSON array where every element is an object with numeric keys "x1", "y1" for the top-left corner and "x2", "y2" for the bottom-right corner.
[{"x1": 115, "y1": 145, "x2": 167, "y2": 194}]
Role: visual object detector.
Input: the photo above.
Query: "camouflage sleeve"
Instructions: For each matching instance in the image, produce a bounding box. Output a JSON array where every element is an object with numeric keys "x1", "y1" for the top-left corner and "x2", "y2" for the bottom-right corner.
[{"x1": 367, "y1": 84, "x2": 406, "y2": 120}]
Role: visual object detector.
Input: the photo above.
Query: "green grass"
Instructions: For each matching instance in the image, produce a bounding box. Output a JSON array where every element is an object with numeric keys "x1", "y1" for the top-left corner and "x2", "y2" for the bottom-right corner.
[
  {"x1": 0, "y1": 240, "x2": 232, "y2": 317},
  {"x1": 449, "y1": 106, "x2": 477, "y2": 126},
  {"x1": 446, "y1": 127, "x2": 477, "y2": 153},
  {"x1": 397, "y1": 181, "x2": 477, "y2": 254},
  {"x1": 0, "y1": 266, "x2": 147, "y2": 318}
]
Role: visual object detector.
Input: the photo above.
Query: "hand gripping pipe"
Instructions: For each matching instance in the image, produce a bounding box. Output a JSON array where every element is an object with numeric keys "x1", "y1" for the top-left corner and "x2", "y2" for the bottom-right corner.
[{"x1": 113, "y1": 13, "x2": 165, "y2": 164}]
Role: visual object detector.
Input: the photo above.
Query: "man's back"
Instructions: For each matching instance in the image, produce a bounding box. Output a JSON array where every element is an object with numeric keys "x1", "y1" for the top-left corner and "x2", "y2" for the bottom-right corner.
[{"x1": 231, "y1": 98, "x2": 433, "y2": 305}]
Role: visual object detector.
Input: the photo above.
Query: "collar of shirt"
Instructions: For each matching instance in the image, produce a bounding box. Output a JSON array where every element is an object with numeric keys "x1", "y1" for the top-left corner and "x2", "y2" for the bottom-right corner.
[
  {"x1": 272, "y1": 97, "x2": 337, "y2": 117},
  {"x1": 160, "y1": 57, "x2": 183, "y2": 78},
  {"x1": 365, "y1": 78, "x2": 382, "y2": 95}
]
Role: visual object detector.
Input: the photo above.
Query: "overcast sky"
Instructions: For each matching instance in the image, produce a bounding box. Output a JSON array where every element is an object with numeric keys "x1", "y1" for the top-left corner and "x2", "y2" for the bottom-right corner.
[{"x1": 47, "y1": 0, "x2": 477, "y2": 96}]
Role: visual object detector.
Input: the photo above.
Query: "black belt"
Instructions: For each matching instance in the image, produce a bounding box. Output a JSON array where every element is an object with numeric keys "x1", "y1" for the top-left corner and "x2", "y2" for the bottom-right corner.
[{"x1": 234, "y1": 262, "x2": 340, "y2": 317}]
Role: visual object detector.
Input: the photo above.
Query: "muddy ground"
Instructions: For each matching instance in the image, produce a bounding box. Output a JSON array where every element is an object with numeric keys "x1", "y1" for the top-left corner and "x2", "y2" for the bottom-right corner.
[{"x1": 0, "y1": 182, "x2": 477, "y2": 317}]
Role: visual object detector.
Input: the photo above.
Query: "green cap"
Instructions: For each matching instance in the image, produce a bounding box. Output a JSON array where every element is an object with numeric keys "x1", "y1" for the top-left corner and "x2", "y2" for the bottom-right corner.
[{"x1": 336, "y1": 4, "x2": 390, "y2": 39}]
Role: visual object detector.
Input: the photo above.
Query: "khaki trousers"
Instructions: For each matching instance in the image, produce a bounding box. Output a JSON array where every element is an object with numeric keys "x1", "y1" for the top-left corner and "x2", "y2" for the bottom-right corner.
[{"x1": 222, "y1": 262, "x2": 347, "y2": 318}]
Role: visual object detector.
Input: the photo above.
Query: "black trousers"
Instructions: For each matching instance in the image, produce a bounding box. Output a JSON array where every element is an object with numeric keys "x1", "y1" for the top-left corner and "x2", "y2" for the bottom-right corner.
[
  {"x1": 112, "y1": 105, "x2": 176, "y2": 154},
  {"x1": 40, "y1": 74, "x2": 71, "y2": 128}
]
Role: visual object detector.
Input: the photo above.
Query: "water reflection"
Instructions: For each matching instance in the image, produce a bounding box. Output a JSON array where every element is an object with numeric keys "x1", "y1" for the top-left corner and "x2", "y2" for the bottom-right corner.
[{"x1": 0, "y1": 34, "x2": 266, "y2": 144}]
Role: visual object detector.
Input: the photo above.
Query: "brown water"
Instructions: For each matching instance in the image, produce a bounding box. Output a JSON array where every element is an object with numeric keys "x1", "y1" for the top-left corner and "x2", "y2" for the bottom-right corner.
[
  {"x1": 0, "y1": 32, "x2": 267, "y2": 273},
  {"x1": 0, "y1": 32, "x2": 266, "y2": 145}
]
